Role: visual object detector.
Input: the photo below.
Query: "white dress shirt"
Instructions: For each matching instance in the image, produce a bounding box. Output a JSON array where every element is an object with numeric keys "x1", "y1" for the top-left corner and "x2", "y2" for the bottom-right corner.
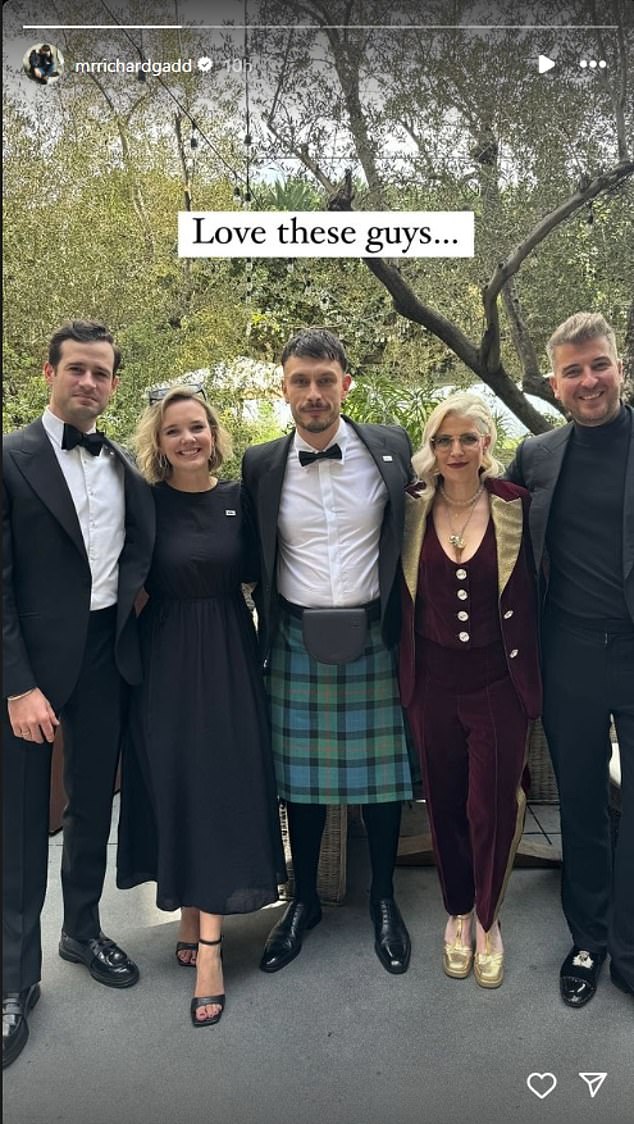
[
  {"x1": 277, "y1": 419, "x2": 387, "y2": 606},
  {"x1": 42, "y1": 408, "x2": 125, "y2": 610}
]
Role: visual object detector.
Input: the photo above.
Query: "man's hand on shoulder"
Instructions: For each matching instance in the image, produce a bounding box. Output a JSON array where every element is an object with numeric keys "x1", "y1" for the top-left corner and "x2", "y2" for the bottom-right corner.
[{"x1": 7, "y1": 688, "x2": 59, "y2": 744}]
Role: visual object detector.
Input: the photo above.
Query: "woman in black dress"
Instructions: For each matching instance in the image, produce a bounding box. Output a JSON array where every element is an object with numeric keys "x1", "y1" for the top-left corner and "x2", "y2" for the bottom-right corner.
[{"x1": 118, "y1": 386, "x2": 285, "y2": 1026}]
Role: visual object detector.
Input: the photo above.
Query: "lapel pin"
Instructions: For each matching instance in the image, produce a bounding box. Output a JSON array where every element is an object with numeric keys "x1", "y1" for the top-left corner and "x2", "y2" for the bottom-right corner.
[
  {"x1": 225, "y1": 509, "x2": 236, "y2": 516},
  {"x1": 382, "y1": 455, "x2": 393, "y2": 462}
]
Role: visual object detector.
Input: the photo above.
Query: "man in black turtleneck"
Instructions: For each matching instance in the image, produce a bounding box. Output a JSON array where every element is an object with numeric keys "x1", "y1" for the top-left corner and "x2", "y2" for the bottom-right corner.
[{"x1": 507, "y1": 312, "x2": 633, "y2": 1008}]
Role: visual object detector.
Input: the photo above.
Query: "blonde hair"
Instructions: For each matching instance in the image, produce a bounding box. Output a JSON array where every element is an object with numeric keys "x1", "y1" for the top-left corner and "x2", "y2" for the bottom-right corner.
[
  {"x1": 546, "y1": 312, "x2": 618, "y2": 367},
  {"x1": 412, "y1": 392, "x2": 503, "y2": 492},
  {"x1": 133, "y1": 386, "x2": 233, "y2": 484}
]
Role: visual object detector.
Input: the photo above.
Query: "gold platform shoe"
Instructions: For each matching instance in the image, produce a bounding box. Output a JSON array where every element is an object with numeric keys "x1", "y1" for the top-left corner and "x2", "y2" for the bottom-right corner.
[
  {"x1": 474, "y1": 924, "x2": 504, "y2": 988},
  {"x1": 443, "y1": 914, "x2": 474, "y2": 979}
]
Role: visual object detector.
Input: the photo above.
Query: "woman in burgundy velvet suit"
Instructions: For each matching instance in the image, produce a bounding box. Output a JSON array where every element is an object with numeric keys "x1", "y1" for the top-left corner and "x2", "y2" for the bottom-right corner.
[{"x1": 400, "y1": 393, "x2": 541, "y2": 987}]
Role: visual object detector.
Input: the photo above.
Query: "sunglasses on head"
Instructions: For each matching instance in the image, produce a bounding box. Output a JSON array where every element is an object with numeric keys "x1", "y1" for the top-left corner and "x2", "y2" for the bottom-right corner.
[{"x1": 147, "y1": 381, "x2": 207, "y2": 405}]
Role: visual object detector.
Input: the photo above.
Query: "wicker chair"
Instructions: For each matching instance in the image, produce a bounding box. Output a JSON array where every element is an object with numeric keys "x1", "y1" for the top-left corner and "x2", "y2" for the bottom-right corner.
[
  {"x1": 526, "y1": 719, "x2": 559, "y2": 803},
  {"x1": 278, "y1": 803, "x2": 348, "y2": 905}
]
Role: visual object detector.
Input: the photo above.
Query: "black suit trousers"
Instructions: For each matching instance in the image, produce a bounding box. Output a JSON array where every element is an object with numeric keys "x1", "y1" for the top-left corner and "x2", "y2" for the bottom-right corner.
[
  {"x1": 542, "y1": 609, "x2": 634, "y2": 987},
  {"x1": 3, "y1": 607, "x2": 123, "y2": 992}
]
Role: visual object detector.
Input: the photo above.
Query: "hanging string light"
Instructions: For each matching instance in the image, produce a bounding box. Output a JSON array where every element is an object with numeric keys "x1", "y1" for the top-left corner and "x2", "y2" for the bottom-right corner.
[{"x1": 99, "y1": 0, "x2": 251, "y2": 204}]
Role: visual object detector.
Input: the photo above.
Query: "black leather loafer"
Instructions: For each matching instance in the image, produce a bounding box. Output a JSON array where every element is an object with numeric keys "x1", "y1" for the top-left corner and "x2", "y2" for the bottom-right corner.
[
  {"x1": 3, "y1": 984, "x2": 40, "y2": 1069},
  {"x1": 59, "y1": 931, "x2": 139, "y2": 988},
  {"x1": 610, "y1": 961, "x2": 634, "y2": 997},
  {"x1": 370, "y1": 898, "x2": 411, "y2": 975},
  {"x1": 560, "y1": 946, "x2": 606, "y2": 1008},
  {"x1": 259, "y1": 900, "x2": 322, "y2": 973}
]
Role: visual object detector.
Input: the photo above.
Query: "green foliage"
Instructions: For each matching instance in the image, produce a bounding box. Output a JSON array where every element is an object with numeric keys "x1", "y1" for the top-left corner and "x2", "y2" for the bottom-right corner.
[
  {"x1": 3, "y1": 0, "x2": 633, "y2": 441},
  {"x1": 345, "y1": 373, "x2": 444, "y2": 450},
  {"x1": 259, "y1": 178, "x2": 322, "y2": 211}
]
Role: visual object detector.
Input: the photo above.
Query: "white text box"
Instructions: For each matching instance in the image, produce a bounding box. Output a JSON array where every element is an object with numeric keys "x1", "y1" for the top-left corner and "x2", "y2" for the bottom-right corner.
[{"x1": 178, "y1": 211, "x2": 474, "y2": 258}]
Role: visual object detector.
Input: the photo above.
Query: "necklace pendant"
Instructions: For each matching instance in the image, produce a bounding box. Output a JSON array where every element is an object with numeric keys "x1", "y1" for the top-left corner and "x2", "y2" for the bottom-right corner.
[{"x1": 449, "y1": 534, "x2": 465, "y2": 550}]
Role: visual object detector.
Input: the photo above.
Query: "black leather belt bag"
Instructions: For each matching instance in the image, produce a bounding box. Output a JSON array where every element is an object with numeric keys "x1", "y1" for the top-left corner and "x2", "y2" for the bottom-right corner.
[
  {"x1": 302, "y1": 608, "x2": 368, "y2": 664},
  {"x1": 280, "y1": 598, "x2": 380, "y2": 664}
]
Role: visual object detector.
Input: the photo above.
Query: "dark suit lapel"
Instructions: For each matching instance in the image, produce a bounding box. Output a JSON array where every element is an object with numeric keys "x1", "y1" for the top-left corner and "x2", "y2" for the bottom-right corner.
[
  {"x1": 344, "y1": 417, "x2": 405, "y2": 516},
  {"x1": 107, "y1": 443, "x2": 155, "y2": 608},
  {"x1": 343, "y1": 418, "x2": 406, "y2": 612},
  {"x1": 11, "y1": 420, "x2": 87, "y2": 562},
  {"x1": 528, "y1": 424, "x2": 571, "y2": 571},
  {"x1": 106, "y1": 441, "x2": 150, "y2": 539},
  {"x1": 257, "y1": 434, "x2": 293, "y2": 585}
]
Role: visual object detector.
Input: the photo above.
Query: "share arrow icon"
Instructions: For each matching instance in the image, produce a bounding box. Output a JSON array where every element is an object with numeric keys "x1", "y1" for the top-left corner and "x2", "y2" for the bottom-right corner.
[{"x1": 579, "y1": 1073, "x2": 608, "y2": 1098}]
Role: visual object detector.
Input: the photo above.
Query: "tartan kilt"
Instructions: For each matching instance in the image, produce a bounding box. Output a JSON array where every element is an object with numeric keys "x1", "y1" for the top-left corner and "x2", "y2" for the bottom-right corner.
[{"x1": 265, "y1": 609, "x2": 414, "y2": 804}]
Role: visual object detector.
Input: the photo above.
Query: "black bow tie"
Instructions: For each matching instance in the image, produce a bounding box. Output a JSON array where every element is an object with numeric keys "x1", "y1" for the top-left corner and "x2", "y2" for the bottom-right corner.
[
  {"x1": 298, "y1": 443, "x2": 342, "y2": 467},
  {"x1": 61, "y1": 424, "x2": 106, "y2": 456}
]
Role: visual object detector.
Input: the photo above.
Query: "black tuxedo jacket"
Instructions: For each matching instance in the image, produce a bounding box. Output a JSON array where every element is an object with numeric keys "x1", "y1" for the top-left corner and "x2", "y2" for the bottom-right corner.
[
  {"x1": 3, "y1": 418, "x2": 156, "y2": 710},
  {"x1": 242, "y1": 416, "x2": 414, "y2": 657},
  {"x1": 505, "y1": 404, "x2": 634, "y2": 622}
]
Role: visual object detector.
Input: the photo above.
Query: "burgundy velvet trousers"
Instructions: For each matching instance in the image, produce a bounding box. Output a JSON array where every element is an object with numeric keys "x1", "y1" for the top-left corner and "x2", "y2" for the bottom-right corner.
[{"x1": 406, "y1": 638, "x2": 529, "y2": 931}]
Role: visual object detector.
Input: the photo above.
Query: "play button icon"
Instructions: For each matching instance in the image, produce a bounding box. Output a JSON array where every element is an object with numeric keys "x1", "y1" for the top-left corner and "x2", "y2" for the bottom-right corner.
[{"x1": 538, "y1": 54, "x2": 556, "y2": 73}]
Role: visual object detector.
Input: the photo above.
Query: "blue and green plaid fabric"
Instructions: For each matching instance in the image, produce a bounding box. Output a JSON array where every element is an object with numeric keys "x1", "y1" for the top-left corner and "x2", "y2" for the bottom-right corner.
[{"x1": 266, "y1": 610, "x2": 414, "y2": 804}]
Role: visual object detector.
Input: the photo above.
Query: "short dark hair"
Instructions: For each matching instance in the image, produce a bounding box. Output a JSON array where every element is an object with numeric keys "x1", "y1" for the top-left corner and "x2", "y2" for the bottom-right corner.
[
  {"x1": 281, "y1": 327, "x2": 348, "y2": 371},
  {"x1": 48, "y1": 320, "x2": 122, "y2": 375}
]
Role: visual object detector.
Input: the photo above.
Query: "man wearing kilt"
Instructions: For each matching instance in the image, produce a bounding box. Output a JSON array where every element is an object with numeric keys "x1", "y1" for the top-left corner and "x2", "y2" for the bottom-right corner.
[{"x1": 242, "y1": 328, "x2": 415, "y2": 975}]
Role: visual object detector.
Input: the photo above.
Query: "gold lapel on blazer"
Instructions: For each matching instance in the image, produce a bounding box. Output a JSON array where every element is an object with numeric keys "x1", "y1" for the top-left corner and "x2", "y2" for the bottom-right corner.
[
  {"x1": 401, "y1": 490, "x2": 434, "y2": 602},
  {"x1": 490, "y1": 494, "x2": 523, "y2": 598}
]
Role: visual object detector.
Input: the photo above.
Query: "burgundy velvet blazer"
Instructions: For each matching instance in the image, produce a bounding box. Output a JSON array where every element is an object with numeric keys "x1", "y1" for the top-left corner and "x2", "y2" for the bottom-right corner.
[{"x1": 399, "y1": 477, "x2": 542, "y2": 719}]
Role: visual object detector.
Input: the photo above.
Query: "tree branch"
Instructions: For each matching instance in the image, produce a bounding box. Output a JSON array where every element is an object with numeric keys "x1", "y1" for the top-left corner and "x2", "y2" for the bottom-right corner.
[
  {"x1": 265, "y1": 118, "x2": 337, "y2": 194},
  {"x1": 593, "y1": 0, "x2": 630, "y2": 161},
  {"x1": 484, "y1": 161, "x2": 634, "y2": 312},
  {"x1": 501, "y1": 280, "x2": 565, "y2": 413},
  {"x1": 482, "y1": 160, "x2": 634, "y2": 371},
  {"x1": 266, "y1": 28, "x2": 295, "y2": 129},
  {"x1": 87, "y1": 72, "x2": 156, "y2": 257},
  {"x1": 362, "y1": 258, "x2": 553, "y2": 433}
]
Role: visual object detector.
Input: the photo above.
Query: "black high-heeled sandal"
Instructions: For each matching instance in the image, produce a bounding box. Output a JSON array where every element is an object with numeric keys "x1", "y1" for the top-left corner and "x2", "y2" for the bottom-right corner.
[
  {"x1": 190, "y1": 937, "x2": 225, "y2": 1028},
  {"x1": 175, "y1": 941, "x2": 197, "y2": 967}
]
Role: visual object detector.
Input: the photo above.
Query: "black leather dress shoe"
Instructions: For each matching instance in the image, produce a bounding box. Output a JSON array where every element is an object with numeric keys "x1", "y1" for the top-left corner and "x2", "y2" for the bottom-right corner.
[
  {"x1": 610, "y1": 961, "x2": 634, "y2": 997},
  {"x1": 3, "y1": 985, "x2": 40, "y2": 1069},
  {"x1": 370, "y1": 898, "x2": 411, "y2": 974},
  {"x1": 59, "y1": 931, "x2": 139, "y2": 988},
  {"x1": 560, "y1": 946, "x2": 606, "y2": 1008},
  {"x1": 259, "y1": 900, "x2": 322, "y2": 973}
]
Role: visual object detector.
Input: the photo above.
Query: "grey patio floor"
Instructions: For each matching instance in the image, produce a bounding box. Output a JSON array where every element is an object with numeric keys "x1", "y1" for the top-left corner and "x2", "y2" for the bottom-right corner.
[{"x1": 3, "y1": 798, "x2": 632, "y2": 1124}]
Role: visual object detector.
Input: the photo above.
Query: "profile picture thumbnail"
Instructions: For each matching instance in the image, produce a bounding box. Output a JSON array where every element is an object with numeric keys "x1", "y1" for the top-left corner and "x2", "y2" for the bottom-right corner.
[{"x1": 23, "y1": 42, "x2": 64, "y2": 85}]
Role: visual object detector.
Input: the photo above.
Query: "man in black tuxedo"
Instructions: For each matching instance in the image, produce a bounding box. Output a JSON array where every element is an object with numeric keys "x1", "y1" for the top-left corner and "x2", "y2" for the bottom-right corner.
[
  {"x1": 506, "y1": 312, "x2": 633, "y2": 1006},
  {"x1": 3, "y1": 320, "x2": 155, "y2": 1067},
  {"x1": 243, "y1": 328, "x2": 415, "y2": 976}
]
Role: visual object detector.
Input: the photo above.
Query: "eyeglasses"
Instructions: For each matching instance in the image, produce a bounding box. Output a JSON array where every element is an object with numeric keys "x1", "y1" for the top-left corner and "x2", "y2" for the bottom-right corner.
[
  {"x1": 431, "y1": 433, "x2": 482, "y2": 450},
  {"x1": 147, "y1": 381, "x2": 207, "y2": 405}
]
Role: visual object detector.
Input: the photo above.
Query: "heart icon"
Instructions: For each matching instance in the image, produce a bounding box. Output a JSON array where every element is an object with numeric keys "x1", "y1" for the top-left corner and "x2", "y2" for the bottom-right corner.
[
  {"x1": 526, "y1": 1073, "x2": 557, "y2": 1099},
  {"x1": 197, "y1": 57, "x2": 213, "y2": 73}
]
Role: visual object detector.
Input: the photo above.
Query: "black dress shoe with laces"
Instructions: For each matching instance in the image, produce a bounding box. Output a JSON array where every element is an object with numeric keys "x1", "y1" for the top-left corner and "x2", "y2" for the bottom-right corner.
[
  {"x1": 3, "y1": 985, "x2": 40, "y2": 1069},
  {"x1": 560, "y1": 946, "x2": 606, "y2": 1008},
  {"x1": 370, "y1": 898, "x2": 411, "y2": 975},
  {"x1": 610, "y1": 961, "x2": 634, "y2": 997},
  {"x1": 59, "y1": 930, "x2": 139, "y2": 988},
  {"x1": 259, "y1": 900, "x2": 322, "y2": 973}
]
